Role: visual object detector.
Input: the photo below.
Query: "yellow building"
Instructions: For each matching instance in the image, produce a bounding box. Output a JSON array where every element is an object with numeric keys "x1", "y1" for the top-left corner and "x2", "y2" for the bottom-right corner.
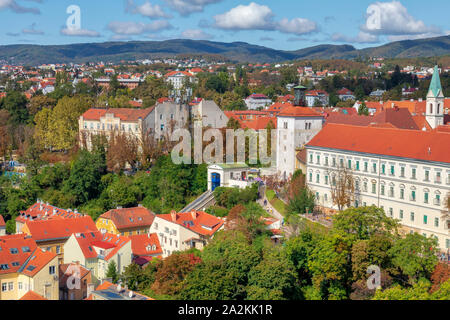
[
  {"x1": 0, "y1": 235, "x2": 59, "y2": 300},
  {"x1": 96, "y1": 206, "x2": 155, "y2": 237}
]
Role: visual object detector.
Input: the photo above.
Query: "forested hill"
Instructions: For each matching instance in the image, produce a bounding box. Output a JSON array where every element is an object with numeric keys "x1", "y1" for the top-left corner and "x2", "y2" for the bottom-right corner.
[{"x1": 0, "y1": 35, "x2": 449, "y2": 65}]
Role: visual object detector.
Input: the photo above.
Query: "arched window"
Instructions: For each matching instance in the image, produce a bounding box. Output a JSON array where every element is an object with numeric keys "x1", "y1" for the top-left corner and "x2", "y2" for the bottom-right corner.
[
  {"x1": 437, "y1": 104, "x2": 441, "y2": 114},
  {"x1": 429, "y1": 103, "x2": 433, "y2": 114}
]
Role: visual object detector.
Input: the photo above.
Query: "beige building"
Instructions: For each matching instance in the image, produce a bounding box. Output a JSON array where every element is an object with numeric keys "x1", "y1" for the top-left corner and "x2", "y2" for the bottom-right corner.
[
  {"x1": 149, "y1": 210, "x2": 224, "y2": 258},
  {"x1": 0, "y1": 235, "x2": 59, "y2": 300},
  {"x1": 63, "y1": 231, "x2": 132, "y2": 284}
]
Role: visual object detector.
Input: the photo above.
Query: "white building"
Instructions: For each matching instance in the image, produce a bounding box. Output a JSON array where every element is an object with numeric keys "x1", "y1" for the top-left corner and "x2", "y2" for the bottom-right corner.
[
  {"x1": 426, "y1": 65, "x2": 445, "y2": 129},
  {"x1": 276, "y1": 106, "x2": 325, "y2": 179},
  {"x1": 149, "y1": 210, "x2": 224, "y2": 258},
  {"x1": 79, "y1": 102, "x2": 190, "y2": 149},
  {"x1": 245, "y1": 94, "x2": 272, "y2": 110},
  {"x1": 207, "y1": 163, "x2": 252, "y2": 191},
  {"x1": 305, "y1": 90, "x2": 329, "y2": 107},
  {"x1": 306, "y1": 123, "x2": 450, "y2": 251},
  {"x1": 190, "y1": 100, "x2": 229, "y2": 129}
]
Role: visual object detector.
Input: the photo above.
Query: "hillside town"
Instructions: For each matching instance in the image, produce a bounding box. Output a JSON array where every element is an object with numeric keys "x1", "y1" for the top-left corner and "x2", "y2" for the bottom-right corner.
[{"x1": 0, "y1": 52, "x2": 449, "y2": 301}]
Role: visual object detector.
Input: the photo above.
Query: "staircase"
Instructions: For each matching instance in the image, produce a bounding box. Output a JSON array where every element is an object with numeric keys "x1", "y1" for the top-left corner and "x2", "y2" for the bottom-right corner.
[{"x1": 181, "y1": 190, "x2": 216, "y2": 212}]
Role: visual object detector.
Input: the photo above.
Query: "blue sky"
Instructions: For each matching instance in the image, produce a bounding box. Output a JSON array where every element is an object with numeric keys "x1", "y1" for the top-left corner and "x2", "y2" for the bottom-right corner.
[{"x1": 0, "y1": 0, "x2": 449, "y2": 50}]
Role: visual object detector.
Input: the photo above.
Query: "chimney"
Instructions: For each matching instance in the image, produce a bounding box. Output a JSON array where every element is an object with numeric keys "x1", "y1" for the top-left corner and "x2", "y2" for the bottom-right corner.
[
  {"x1": 170, "y1": 210, "x2": 177, "y2": 222},
  {"x1": 191, "y1": 210, "x2": 197, "y2": 220},
  {"x1": 391, "y1": 102, "x2": 395, "y2": 109},
  {"x1": 428, "y1": 147, "x2": 431, "y2": 155},
  {"x1": 87, "y1": 283, "x2": 95, "y2": 297}
]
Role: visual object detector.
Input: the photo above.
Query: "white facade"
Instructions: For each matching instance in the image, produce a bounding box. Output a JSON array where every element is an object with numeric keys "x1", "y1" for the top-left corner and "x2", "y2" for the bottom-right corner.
[
  {"x1": 306, "y1": 147, "x2": 450, "y2": 250},
  {"x1": 245, "y1": 95, "x2": 272, "y2": 110},
  {"x1": 276, "y1": 115, "x2": 324, "y2": 179},
  {"x1": 426, "y1": 88, "x2": 445, "y2": 129},
  {"x1": 191, "y1": 100, "x2": 229, "y2": 129},
  {"x1": 207, "y1": 163, "x2": 252, "y2": 191}
]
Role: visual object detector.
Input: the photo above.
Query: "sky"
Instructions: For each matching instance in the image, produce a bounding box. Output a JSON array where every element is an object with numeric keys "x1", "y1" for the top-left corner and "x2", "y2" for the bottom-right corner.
[{"x1": 0, "y1": 0, "x2": 449, "y2": 50}]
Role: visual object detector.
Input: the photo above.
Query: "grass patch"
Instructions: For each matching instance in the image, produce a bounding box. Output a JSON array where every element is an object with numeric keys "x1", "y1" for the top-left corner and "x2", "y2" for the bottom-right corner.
[
  {"x1": 265, "y1": 189, "x2": 276, "y2": 202},
  {"x1": 270, "y1": 198, "x2": 287, "y2": 216}
]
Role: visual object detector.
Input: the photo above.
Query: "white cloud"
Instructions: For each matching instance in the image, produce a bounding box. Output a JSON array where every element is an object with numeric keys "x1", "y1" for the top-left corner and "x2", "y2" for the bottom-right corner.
[
  {"x1": 61, "y1": 28, "x2": 101, "y2": 37},
  {"x1": 181, "y1": 29, "x2": 213, "y2": 40},
  {"x1": 331, "y1": 31, "x2": 379, "y2": 44},
  {"x1": 126, "y1": 0, "x2": 171, "y2": 19},
  {"x1": 107, "y1": 20, "x2": 173, "y2": 35},
  {"x1": 387, "y1": 32, "x2": 447, "y2": 42},
  {"x1": 362, "y1": 1, "x2": 440, "y2": 35},
  {"x1": 277, "y1": 18, "x2": 317, "y2": 35},
  {"x1": 213, "y1": 2, "x2": 318, "y2": 36},
  {"x1": 165, "y1": 0, "x2": 222, "y2": 16},
  {"x1": 0, "y1": 0, "x2": 40, "y2": 14},
  {"x1": 214, "y1": 2, "x2": 274, "y2": 30}
]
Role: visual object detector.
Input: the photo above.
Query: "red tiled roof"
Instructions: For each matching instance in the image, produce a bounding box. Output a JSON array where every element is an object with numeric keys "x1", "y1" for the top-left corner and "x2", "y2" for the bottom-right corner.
[
  {"x1": 74, "y1": 232, "x2": 130, "y2": 261},
  {"x1": 0, "y1": 215, "x2": 4, "y2": 228},
  {"x1": 82, "y1": 107, "x2": 154, "y2": 122},
  {"x1": 372, "y1": 108, "x2": 419, "y2": 130},
  {"x1": 0, "y1": 235, "x2": 38, "y2": 275},
  {"x1": 238, "y1": 117, "x2": 277, "y2": 130},
  {"x1": 158, "y1": 211, "x2": 224, "y2": 237},
  {"x1": 17, "y1": 202, "x2": 83, "y2": 224},
  {"x1": 129, "y1": 233, "x2": 162, "y2": 256},
  {"x1": 165, "y1": 71, "x2": 193, "y2": 77},
  {"x1": 20, "y1": 248, "x2": 57, "y2": 277},
  {"x1": 20, "y1": 291, "x2": 47, "y2": 300},
  {"x1": 59, "y1": 262, "x2": 91, "y2": 284},
  {"x1": 128, "y1": 100, "x2": 143, "y2": 108},
  {"x1": 306, "y1": 90, "x2": 329, "y2": 97},
  {"x1": 99, "y1": 207, "x2": 155, "y2": 231},
  {"x1": 278, "y1": 106, "x2": 323, "y2": 118},
  {"x1": 337, "y1": 88, "x2": 353, "y2": 95},
  {"x1": 24, "y1": 216, "x2": 97, "y2": 241},
  {"x1": 307, "y1": 123, "x2": 450, "y2": 163}
]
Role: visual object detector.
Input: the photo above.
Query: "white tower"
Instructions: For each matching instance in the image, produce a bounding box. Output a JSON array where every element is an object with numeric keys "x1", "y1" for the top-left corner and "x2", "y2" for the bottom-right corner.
[{"x1": 426, "y1": 66, "x2": 444, "y2": 129}]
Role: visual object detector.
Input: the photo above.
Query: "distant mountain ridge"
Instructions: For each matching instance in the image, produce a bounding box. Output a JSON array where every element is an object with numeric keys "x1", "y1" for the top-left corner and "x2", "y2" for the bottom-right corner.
[{"x1": 0, "y1": 35, "x2": 449, "y2": 65}]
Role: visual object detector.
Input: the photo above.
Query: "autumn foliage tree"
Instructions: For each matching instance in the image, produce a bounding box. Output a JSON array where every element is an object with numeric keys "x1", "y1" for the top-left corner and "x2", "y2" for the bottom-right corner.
[
  {"x1": 151, "y1": 253, "x2": 202, "y2": 296},
  {"x1": 327, "y1": 164, "x2": 355, "y2": 211},
  {"x1": 106, "y1": 132, "x2": 139, "y2": 173}
]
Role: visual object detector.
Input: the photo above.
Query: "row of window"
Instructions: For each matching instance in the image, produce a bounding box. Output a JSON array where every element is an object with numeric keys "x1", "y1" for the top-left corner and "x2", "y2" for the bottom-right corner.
[
  {"x1": 309, "y1": 154, "x2": 450, "y2": 184},
  {"x1": 1, "y1": 281, "x2": 34, "y2": 292},
  {"x1": 84, "y1": 122, "x2": 139, "y2": 132},
  {"x1": 310, "y1": 173, "x2": 443, "y2": 206}
]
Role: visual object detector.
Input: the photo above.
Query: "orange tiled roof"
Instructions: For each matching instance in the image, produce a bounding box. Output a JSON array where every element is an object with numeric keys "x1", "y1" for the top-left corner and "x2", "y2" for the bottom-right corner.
[
  {"x1": 20, "y1": 291, "x2": 47, "y2": 300},
  {"x1": 59, "y1": 262, "x2": 91, "y2": 284},
  {"x1": 238, "y1": 117, "x2": 277, "y2": 130},
  {"x1": 99, "y1": 207, "x2": 155, "y2": 231},
  {"x1": 307, "y1": 123, "x2": 450, "y2": 163},
  {"x1": 24, "y1": 216, "x2": 97, "y2": 242},
  {"x1": 74, "y1": 231, "x2": 130, "y2": 261},
  {"x1": 0, "y1": 234, "x2": 38, "y2": 275},
  {"x1": 165, "y1": 71, "x2": 193, "y2": 78},
  {"x1": 82, "y1": 107, "x2": 154, "y2": 122},
  {"x1": 158, "y1": 211, "x2": 224, "y2": 237},
  {"x1": 0, "y1": 215, "x2": 4, "y2": 228},
  {"x1": 17, "y1": 202, "x2": 83, "y2": 224},
  {"x1": 278, "y1": 106, "x2": 323, "y2": 118},
  {"x1": 20, "y1": 248, "x2": 57, "y2": 277},
  {"x1": 129, "y1": 233, "x2": 162, "y2": 256}
]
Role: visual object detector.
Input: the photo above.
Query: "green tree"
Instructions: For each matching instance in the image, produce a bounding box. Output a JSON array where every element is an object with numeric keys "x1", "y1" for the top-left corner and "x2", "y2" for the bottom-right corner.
[
  {"x1": 287, "y1": 188, "x2": 316, "y2": 216},
  {"x1": 358, "y1": 102, "x2": 369, "y2": 116},
  {"x1": 246, "y1": 247, "x2": 299, "y2": 300},
  {"x1": 106, "y1": 260, "x2": 119, "y2": 283},
  {"x1": 332, "y1": 206, "x2": 399, "y2": 241},
  {"x1": 63, "y1": 150, "x2": 106, "y2": 205},
  {"x1": 388, "y1": 233, "x2": 438, "y2": 284}
]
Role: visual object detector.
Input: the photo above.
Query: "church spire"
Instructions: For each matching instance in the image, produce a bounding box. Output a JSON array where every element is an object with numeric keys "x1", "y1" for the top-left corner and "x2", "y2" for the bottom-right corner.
[{"x1": 428, "y1": 65, "x2": 442, "y2": 98}]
